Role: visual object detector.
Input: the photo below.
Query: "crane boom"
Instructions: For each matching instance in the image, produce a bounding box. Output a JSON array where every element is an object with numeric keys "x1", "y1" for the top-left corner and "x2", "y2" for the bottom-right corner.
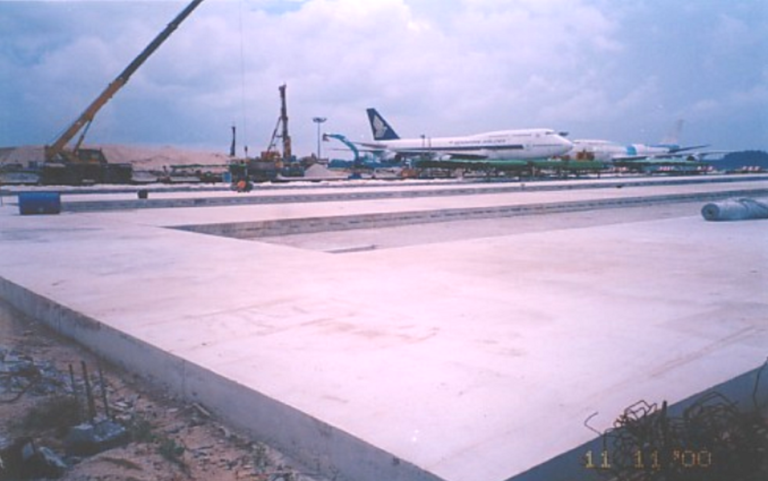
[{"x1": 45, "y1": 0, "x2": 206, "y2": 162}]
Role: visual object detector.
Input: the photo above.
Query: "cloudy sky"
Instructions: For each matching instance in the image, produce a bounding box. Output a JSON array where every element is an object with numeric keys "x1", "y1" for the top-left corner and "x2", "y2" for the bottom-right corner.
[{"x1": 1, "y1": 0, "x2": 766, "y2": 157}]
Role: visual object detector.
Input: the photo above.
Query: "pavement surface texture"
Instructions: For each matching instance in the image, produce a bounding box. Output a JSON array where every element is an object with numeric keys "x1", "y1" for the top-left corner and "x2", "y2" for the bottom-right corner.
[{"x1": 1, "y1": 176, "x2": 766, "y2": 481}]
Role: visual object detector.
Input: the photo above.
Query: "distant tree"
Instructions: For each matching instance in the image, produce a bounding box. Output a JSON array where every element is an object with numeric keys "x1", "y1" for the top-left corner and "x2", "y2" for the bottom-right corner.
[
  {"x1": 723, "y1": 150, "x2": 768, "y2": 163},
  {"x1": 712, "y1": 150, "x2": 768, "y2": 171}
]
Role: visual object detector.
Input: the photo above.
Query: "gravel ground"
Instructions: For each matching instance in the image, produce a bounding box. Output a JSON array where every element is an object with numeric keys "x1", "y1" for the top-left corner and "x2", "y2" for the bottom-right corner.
[{"x1": 0, "y1": 299, "x2": 326, "y2": 481}]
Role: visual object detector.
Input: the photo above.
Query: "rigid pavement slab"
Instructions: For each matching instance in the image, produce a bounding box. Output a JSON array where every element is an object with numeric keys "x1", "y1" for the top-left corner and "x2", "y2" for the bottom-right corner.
[{"x1": 0, "y1": 179, "x2": 767, "y2": 481}]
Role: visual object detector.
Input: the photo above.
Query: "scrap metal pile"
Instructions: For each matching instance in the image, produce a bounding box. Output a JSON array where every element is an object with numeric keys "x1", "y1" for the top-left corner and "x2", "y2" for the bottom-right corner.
[{"x1": 586, "y1": 362, "x2": 768, "y2": 481}]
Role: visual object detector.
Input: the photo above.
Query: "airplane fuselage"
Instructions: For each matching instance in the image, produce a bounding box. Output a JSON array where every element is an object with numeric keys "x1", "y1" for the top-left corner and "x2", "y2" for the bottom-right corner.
[
  {"x1": 566, "y1": 139, "x2": 681, "y2": 162},
  {"x1": 364, "y1": 129, "x2": 573, "y2": 160}
]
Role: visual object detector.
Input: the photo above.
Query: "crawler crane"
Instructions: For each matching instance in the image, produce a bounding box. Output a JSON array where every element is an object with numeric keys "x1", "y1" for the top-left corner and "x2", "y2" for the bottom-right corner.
[{"x1": 41, "y1": 0, "x2": 205, "y2": 184}]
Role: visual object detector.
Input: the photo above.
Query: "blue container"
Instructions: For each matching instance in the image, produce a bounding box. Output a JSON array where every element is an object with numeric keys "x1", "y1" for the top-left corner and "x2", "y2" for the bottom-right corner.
[{"x1": 18, "y1": 192, "x2": 61, "y2": 215}]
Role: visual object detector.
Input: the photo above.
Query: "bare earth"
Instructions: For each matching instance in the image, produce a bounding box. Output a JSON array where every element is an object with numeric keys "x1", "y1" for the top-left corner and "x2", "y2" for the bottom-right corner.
[{"x1": 0, "y1": 299, "x2": 322, "y2": 481}]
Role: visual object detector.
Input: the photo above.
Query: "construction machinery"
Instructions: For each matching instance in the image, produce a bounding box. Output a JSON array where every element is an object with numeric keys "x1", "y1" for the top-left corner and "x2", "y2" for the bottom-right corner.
[
  {"x1": 229, "y1": 84, "x2": 304, "y2": 185},
  {"x1": 323, "y1": 133, "x2": 373, "y2": 179},
  {"x1": 272, "y1": 83, "x2": 292, "y2": 163},
  {"x1": 41, "y1": 0, "x2": 206, "y2": 185}
]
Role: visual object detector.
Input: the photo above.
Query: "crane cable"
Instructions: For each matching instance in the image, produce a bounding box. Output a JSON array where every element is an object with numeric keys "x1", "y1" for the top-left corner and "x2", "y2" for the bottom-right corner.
[{"x1": 238, "y1": 0, "x2": 248, "y2": 158}]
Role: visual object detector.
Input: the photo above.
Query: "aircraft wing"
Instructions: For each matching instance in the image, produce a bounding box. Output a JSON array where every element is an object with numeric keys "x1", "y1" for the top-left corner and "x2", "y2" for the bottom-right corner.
[
  {"x1": 613, "y1": 157, "x2": 707, "y2": 167},
  {"x1": 351, "y1": 143, "x2": 491, "y2": 160},
  {"x1": 682, "y1": 150, "x2": 731, "y2": 160},
  {"x1": 613, "y1": 150, "x2": 729, "y2": 164},
  {"x1": 417, "y1": 151, "x2": 490, "y2": 160},
  {"x1": 668, "y1": 144, "x2": 710, "y2": 153},
  {"x1": 352, "y1": 142, "x2": 389, "y2": 153}
]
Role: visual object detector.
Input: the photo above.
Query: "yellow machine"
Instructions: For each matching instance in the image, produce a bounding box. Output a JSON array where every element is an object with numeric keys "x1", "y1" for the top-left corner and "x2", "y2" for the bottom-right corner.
[{"x1": 42, "y1": 0, "x2": 206, "y2": 184}]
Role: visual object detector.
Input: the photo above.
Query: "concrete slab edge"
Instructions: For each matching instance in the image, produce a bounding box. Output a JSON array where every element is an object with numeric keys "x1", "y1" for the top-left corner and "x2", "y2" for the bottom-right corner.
[
  {"x1": 507, "y1": 362, "x2": 768, "y2": 481},
  {"x1": 174, "y1": 188, "x2": 768, "y2": 239},
  {"x1": 47, "y1": 176, "x2": 768, "y2": 212},
  {"x1": 0, "y1": 276, "x2": 445, "y2": 481}
]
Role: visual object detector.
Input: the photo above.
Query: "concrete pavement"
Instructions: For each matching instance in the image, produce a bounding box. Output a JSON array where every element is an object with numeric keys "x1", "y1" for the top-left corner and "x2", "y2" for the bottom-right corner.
[{"x1": 1, "y1": 177, "x2": 766, "y2": 481}]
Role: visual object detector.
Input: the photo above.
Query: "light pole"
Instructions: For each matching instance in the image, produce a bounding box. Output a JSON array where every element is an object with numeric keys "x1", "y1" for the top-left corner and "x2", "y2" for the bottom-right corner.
[{"x1": 312, "y1": 117, "x2": 327, "y2": 160}]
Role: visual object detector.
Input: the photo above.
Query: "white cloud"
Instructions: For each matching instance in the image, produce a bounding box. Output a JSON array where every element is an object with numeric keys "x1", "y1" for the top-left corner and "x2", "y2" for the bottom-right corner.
[
  {"x1": 1, "y1": 0, "x2": 765, "y2": 152},
  {"x1": 709, "y1": 13, "x2": 758, "y2": 55}
]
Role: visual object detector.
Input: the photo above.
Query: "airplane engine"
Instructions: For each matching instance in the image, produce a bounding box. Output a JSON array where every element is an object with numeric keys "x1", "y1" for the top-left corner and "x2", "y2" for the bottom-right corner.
[{"x1": 376, "y1": 151, "x2": 398, "y2": 163}]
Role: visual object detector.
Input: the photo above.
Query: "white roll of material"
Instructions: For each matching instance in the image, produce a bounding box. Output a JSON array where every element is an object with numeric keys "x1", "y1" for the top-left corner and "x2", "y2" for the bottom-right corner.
[{"x1": 701, "y1": 198, "x2": 768, "y2": 221}]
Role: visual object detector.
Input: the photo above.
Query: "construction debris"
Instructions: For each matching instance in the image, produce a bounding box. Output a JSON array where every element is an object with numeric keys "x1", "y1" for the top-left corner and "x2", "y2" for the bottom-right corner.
[
  {"x1": 64, "y1": 420, "x2": 129, "y2": 456},
  {"x1": 0, "y1": 313, "x2": 322, "y2": 481},
  {"x1": 585, "y1": 362, "x2": 768, "y2": 481},
  {"x1": 0, "y1": 437, "x2": 67, "y2": 480},
  {"x1": 0, "y1": 347, "x2": 67, "y2": 403}
]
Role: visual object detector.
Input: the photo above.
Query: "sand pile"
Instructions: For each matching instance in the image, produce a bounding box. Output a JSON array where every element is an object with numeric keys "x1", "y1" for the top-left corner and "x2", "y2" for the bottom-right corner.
[
  {"x1": 0, "y1": 144, "x2": 231, "y2": 171},
  {"x1": 0, "y1": 145, "x2": 45, "y2": 165}
]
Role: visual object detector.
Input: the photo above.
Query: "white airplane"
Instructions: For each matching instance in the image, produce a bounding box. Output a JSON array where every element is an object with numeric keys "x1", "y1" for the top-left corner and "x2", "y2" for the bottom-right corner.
[
  {"x1": 358, "y1": 108, "x2": 573, "y2": 161},
  {"x1": 564, "y1": 139, "x2": 722, "y2": 163},
  {"x1": 563, "y1": 121, "x2": 723, "y2": 163}
]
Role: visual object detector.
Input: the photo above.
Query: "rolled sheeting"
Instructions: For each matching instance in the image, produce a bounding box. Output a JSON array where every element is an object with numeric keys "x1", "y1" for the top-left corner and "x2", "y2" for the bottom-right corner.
[{"x1": 701, "y1": 198, "x2": 768, "y2": 221}]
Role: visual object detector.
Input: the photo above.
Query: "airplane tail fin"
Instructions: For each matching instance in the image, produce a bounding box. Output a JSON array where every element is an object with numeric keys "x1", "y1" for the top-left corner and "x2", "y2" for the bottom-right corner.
[
  {"x1": 661, "y1": 119, "x2": 684, "y2": 146},
  {"x1": 659, "y1": 119, "x2": 710, "y2": 153},
  {"x1": 367, "y1": 108, "x2": 400, "y2": 141}
]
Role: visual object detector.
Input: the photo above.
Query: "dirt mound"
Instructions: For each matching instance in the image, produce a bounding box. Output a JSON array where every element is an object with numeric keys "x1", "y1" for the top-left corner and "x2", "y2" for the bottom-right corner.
[
  {"x1": 0, "y1": 145, "x2": 231, "y2": 171},
  {"x1": 0, "y1": 145, "x2": 45, "y2": 165},
  {"x1": 101, "y1": 145, "x2": 231, "y2": 170}
]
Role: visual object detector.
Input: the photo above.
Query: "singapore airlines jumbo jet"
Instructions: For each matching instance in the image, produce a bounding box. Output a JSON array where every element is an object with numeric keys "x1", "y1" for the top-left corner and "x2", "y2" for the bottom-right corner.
[{"x1": 358, "y1": 108, "x2": 572, "y2": 161}]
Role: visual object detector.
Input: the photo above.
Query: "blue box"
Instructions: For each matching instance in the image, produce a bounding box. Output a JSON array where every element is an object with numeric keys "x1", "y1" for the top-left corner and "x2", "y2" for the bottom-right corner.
[{"x1": 18, "y1": 192, "x2": 62, "y2": 215}]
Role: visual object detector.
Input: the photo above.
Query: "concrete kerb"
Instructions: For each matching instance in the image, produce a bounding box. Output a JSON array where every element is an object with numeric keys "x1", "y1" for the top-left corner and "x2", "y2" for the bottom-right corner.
[
  {"x1": 0, "y1": 277, "x2": 444, "y2": 481},
  {"x1": 53, "y1": 176, "x2": 768, "y2": 213},
  {"x1": 172, "y1": 188, "x2": 768, "y2": 240}
]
